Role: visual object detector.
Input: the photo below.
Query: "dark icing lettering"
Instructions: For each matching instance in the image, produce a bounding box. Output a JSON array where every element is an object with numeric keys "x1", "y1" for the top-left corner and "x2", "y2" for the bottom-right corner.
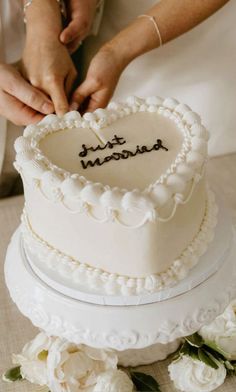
[
  {"x1": 79, "y1": 134, "x2": 126, "y2": 158},
  {"x1": 79, "y1": 135, "x2": 168, "y2": 169}
]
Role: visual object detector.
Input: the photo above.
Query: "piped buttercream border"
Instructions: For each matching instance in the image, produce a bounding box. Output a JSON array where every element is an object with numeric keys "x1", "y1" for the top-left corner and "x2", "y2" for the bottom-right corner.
[{"x1": 14, "y1": 97, "x2": 209, "y2": 225}]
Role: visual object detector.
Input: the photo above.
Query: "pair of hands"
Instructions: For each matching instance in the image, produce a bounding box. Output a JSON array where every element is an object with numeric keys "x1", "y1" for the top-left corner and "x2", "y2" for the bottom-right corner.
[{"x1": 0, "y1": 0, "x2": 123, "y2": 126}]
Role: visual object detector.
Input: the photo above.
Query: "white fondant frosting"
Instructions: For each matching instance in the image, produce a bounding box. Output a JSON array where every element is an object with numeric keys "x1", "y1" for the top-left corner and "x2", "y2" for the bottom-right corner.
[
  {"x1": 14, "y1": 96, "x2": 213, "y2": 282},
  {"x1": 21, "y1": 189, "x2": 218, "y2": 296}
]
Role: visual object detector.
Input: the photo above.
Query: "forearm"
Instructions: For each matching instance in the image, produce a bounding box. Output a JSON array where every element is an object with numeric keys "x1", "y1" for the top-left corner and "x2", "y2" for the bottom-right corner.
[
  {"x1": 23, "y1": 0, "x2": 62, "y2": 39},
  {"x1": 104, "y1": 0, "x2": 229, "y2": 68}
]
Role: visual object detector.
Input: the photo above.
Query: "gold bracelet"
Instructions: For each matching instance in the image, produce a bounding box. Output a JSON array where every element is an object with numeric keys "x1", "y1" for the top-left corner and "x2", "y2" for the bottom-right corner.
[
  {"x1": 23, "y1": 0, "x2": 66, "y2": 23},
  {"x1": 138, "y1": 14, "x2": 163, "y2": 47}
]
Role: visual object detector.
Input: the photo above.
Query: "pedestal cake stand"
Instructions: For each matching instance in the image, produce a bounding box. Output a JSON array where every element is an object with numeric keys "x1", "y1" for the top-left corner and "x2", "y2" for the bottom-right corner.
[{"x1": 4, "y1": 201, "x2": 236, "y2": 366}]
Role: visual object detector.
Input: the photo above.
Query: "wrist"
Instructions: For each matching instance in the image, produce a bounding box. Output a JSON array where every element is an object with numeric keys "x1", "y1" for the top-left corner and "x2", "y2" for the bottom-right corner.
[
  {"x1": 24, "y1": 0, "x2": 62, "y2": 38},
  {"x1": 102, "y1": 16, "x2": 160, "y2": 68},
  {"x1": 101, "y1": 40, "x2": 131, "y2": 72},
  {"x1": 26, "y1": 25, "x2": 62, "y2": 42}
]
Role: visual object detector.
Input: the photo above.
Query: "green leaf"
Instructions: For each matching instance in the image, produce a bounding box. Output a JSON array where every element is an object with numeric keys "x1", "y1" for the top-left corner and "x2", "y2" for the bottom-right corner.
[
  {"x1": 178, "y1": 342, "x2": 201, "y2": 362},
  {"x1": 203, "y1": 340, "x2": 229, "y2": 359},
  {"x1": 221, "y1": 360, "x2": 236, "y2": 376},
  {"x1": 198, "y1": 349, "x2": 219, "y2": 369},
  {"x1": 202, "y1": 345, "x2": 225, "y2": 362},
  {"x1": 188, "y1": 347, "x2": 200, "y2": 361},
  {"x1": 185, "y1": 333, "x2": 204, "y2": 348},
  {"x1": 179, "y1": 341, "x2": 191, "y2": 356},
  {"x1": 225, "y1": 361, "x2": 234, "y2": 371},
  {"x1": 2, "y1": 366, "x2": 22, "y2": 382},
  {"x1": 130, "y1": 371, "x2": 161, "y2": 391},
  {"x1": 224, "y1": 361, "x2": 236, "y2": 376}
]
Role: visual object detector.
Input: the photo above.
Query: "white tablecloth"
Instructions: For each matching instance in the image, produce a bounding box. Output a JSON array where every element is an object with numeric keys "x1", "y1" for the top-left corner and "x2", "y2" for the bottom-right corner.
[{"x1": 0, "y1": 154, "x2": 236, "y2": 392}]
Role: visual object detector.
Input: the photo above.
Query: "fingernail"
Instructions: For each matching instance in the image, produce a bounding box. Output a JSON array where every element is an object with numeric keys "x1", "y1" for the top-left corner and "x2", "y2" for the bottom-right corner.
[
  {"x1": 42, "y1": 102, "x2": 54, "y2": 114},
  {"x1": 65, "y1": 34, "x2": 73, "y2": 43},
  {"x1": 70, "y1": 102, "x2": 79, "y2": 111}
]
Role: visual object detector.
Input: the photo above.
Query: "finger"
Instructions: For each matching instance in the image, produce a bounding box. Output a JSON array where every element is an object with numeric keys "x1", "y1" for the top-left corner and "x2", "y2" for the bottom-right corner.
[
  {"x1": 60, "y1": 18, "x2": 87, "y2": 45},
  {"x1": 67, "y1": 38, "x2": 82, "y2": 54},
  {"x1": 48, "y1": 80, "x2": 69, "y2": 116},
  {"x1": 70, "y1": 79, "x2": 95, "y2": 110},
  {"x1": 65, "y1": 70, "x2": 78, "y2": 98},
  {"x1": 86, "y1": 89, "x2": 111, "y2": 112},
  {"x1": 0, "y1": 90, "x2": 44, "y2": 126},
  {"x1": 4, "y1": 73, "x2": 54, "y2": 115}
]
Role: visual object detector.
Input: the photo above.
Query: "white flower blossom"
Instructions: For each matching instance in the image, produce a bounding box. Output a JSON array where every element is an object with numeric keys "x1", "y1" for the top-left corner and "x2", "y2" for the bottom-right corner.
[
  {"x1": 94, "y1": 370, "x2": 133, "y2": 392},
  {"x1": 199, "y1": 301, "x2": 236, "y2": 360},
  {"x1": 12, "y1": 332, "x2": 52, "y2": 386},
  {"x1": 13, "y1": 331, "x2": 120, "y2": 392},
  {"x1": 168, "y1": 355, "x2": 226, "y2": 392}
]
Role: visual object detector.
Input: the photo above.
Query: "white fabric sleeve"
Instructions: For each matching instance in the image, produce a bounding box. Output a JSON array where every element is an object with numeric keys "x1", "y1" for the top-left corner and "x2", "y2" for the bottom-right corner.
[{"x1": 90, "y1": 0, "x2": 105, "y2": 36}]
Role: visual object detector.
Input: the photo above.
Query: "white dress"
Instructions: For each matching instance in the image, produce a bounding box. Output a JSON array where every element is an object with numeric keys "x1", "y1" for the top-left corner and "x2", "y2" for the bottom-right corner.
[
  {"x1": 0, "y1": 0, "x2": 25, "y2": 193},
  {"x1": 84, "y1": 0, "x2": 236, "y2": 157}
]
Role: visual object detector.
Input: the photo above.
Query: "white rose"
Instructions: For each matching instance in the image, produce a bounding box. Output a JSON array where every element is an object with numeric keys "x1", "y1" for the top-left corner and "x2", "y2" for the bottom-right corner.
[
  {"x1": 168, "y1": 355, "x2": 226, "y2": 392},
  {"x1": 12, "y1": 331, "x2": 52, "y2": 386},
  {"x1": 199, "y1": 302, "x2": 236, "y2": 360},
  {"x1": 94, "y1": 370, "x2": 133, "y2": 392},
  {"x1": 47, "y1": 340, "x2": 118, "y2": 392},
  {"x1": 13, "y1": 331, "x2": 119, "y2": 392}
]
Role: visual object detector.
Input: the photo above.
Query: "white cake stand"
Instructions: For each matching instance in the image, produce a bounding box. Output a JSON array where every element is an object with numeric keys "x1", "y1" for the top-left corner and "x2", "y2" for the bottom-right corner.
[{"x1": 4, "y1": 203, "x2": 236, "y2": 366}]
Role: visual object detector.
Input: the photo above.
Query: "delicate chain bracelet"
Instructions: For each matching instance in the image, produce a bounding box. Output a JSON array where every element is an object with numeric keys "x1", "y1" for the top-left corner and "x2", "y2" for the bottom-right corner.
[
  {"x1": 23, "y1": 0, "x2": 66, "y2": 23},
  {"x1": 138, "y1": 14, "x2": 163, "y2": 47}
]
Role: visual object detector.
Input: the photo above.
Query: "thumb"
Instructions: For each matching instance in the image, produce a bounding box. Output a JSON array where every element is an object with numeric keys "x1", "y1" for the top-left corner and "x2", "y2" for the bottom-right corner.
[
  {"x1": 60, "y1": 19, "x2": 82, "y2": 44},
  {"x1": 86, "y1": 89, "x2": 111, "y2": 112},
  {"x1": 4, "y1": 70, "x2": 54, "y2": 115},
  {"x1": 70, "y1": 79, "x2": 95, "y2": 109}
]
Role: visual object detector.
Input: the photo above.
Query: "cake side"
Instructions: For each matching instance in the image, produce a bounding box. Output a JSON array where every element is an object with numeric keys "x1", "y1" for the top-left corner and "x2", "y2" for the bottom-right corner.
[
  {"x1": 22, "y1": 175, "x2": 207, "y2": 277},
  {"x1": 14, "y1": 96, "x2": 213, "y2": 293},
  {"x1": 21, "y1": 188, "x2": 217, "y2": 295}
]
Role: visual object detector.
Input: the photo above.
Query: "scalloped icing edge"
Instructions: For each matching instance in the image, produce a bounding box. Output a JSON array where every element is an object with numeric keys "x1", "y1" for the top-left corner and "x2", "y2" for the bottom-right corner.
[
  {"x1": 21, "y1": 188, "x2": 218, "y2": 296},
  {"x1": 14, "y1": 96, "x2": 209, "y2": 225}
]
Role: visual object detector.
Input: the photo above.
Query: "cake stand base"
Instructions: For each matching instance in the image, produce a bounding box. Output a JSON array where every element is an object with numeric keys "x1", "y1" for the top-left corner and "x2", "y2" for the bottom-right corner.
[
  {"x1": 4, "y1": 215, "x2": 236, "y2": 367},
  {"x1": 116, "y1": 340, "x2": 181, "y2": 366}
]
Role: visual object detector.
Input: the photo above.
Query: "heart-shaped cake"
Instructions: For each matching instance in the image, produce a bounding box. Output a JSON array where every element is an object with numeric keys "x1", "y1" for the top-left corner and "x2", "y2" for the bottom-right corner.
[{"x1": 15, "y1": 96, "x2": 217, "y2": 296}]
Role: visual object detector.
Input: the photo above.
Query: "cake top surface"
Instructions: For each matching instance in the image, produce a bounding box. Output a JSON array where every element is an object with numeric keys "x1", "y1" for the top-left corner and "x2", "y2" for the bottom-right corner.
[
  {"x1": 14, "y1": 96, "x2": 208, "y2": 220},
  {"x1": 39, "y1": 110, "x2": 183, "y2": 190}
]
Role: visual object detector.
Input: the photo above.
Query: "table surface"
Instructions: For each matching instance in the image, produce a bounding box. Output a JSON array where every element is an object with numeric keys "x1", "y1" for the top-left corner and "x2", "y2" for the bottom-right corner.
[{"x1": 1, "y1": 154, "x2": 236, "y2": 392}]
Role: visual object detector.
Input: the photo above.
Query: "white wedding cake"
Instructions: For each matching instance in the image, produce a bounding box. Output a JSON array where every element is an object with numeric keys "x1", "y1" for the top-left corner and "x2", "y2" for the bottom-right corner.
[{"x1": 14, "y1": 96, "x2": 217, "y2": 296}]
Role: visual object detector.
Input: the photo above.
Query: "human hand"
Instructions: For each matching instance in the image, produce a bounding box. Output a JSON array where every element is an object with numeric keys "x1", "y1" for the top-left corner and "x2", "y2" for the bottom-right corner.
[
  {"x1": 0, "y1": 63, "x2": 54, "y2": 126},
  {"x1": 22, "y1": 0, "x2": 78, "y2": 116},
  {"x1": 60, "y1": 0, "x2": 98, "y2": 53},
  {"x1": 22, "y1": 37, "x2": 77, "y2": 116},
  {"x1": 70, "y1": 45, "x2": 125, "y2": 112}
]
